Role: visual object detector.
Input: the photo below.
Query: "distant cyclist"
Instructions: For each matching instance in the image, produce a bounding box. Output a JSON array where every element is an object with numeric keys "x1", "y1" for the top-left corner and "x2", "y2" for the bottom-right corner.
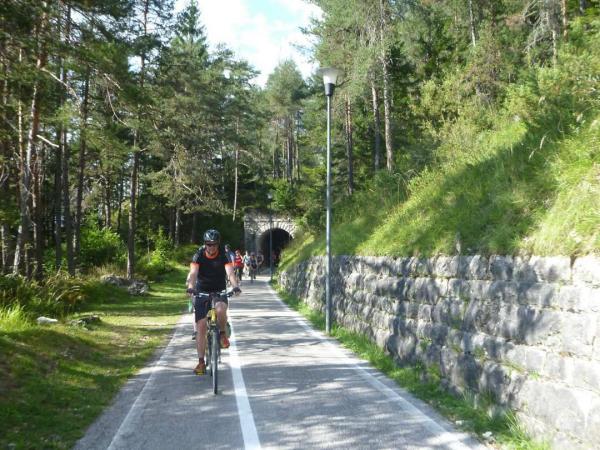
[
  {"x1": 247, "y1": 252, "x2": 258, "y2": 282},
  {"x1": 186, "y1": 229, "x2": 241, "y2": 375},
  {"x1": 233, "y1": 249, "x2": 244, "y2": 282},
  {"x1": 256, "y1": 251, "x2": 264, "y2": 273}
]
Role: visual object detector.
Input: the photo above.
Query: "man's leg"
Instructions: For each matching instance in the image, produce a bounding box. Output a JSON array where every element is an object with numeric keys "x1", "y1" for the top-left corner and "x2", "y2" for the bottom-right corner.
[
  {"x1": 215, "y1": 301, "x2": 229, "y2": 348},
  {"x1": 195, "y1": 318, "x2": 207, "y2": 374}
]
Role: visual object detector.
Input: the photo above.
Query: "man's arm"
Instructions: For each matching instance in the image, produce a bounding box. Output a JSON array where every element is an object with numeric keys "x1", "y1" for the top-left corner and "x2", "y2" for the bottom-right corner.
[
  {"x1": 187, "y1": 263, "x2": 199, "y2": 293},
  {"x1": 225, "y1": 264, "x2": 241, "y2": 294}
]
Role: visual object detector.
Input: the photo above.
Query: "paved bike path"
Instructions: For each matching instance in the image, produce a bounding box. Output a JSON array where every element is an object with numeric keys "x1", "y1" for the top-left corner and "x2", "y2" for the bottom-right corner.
[{"x1": 75, "y1": 276, "x2": 486, "y2": 450}]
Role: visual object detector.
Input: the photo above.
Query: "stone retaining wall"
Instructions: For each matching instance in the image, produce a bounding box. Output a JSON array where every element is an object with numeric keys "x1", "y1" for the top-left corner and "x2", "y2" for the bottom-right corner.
[{"x1": 279, "y1": 255, "x2": 600, "y2": 449}]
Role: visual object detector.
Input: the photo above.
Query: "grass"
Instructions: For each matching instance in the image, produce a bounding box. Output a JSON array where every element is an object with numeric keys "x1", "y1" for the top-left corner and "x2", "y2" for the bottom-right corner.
[
  {"x1": 0, "y1": 267, "x2": 188, "y2": 450},
  {"x1": 275, "y1": 286, "x2": 550, "y2": 450}
]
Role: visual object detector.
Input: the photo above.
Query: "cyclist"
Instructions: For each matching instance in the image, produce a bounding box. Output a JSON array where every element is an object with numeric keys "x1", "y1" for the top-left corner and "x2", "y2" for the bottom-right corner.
[
  {"x1": 224, "y1": 244, "x2": 235, "y2": 263},
  {"x1": 233, "y1": 249, "x2": 244, "y2": 282},
  {"x1": 248, "y1": 252, "x2": 258, "y2": 281},
  {"x1": 186, "y1": 229, "x2": 241, "y2": 375},
  {"x1": 256, "y1": 251, "x2": 264, "y2": 273}
]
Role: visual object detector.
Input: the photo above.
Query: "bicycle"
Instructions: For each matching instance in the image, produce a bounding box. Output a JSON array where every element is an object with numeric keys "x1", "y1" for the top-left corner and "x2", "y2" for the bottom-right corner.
[
  {"x1": 188, "y1": 289, "x2": 235, "y2": 394},
  {"x1": 248, "y1": 265, "x2": 257, "y2": 283}
]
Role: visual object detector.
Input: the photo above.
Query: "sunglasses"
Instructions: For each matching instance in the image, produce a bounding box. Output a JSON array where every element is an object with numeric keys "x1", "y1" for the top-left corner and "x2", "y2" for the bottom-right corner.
[{"x1": 205, "y1": 243, "x2": 218, "y2": 247}]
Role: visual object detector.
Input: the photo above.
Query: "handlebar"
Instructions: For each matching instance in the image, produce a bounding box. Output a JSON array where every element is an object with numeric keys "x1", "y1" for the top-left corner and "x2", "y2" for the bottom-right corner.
[{"x1": 186, "y1": 287, "x2": 241, "y2": 297}]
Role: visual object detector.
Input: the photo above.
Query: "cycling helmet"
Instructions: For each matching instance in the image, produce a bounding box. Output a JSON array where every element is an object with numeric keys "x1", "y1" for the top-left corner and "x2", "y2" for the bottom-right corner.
[{"x1": 203, "y1": 229, "x2": 221, "y2": 244}]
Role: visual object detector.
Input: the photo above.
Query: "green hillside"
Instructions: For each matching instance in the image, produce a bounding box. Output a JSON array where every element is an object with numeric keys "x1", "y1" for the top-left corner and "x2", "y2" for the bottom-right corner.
[{"x1": 282, "y1": 19, "x2": 600, "y2": 269}]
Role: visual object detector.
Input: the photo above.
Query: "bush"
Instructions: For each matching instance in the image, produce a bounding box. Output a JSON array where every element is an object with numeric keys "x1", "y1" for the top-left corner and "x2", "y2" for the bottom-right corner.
[
  {"x1": 79, "y1": 224, "x2": 124, "y2": 269},
  {"x1": 0, "y1": 272, "x2": 88, "y2": 319}
]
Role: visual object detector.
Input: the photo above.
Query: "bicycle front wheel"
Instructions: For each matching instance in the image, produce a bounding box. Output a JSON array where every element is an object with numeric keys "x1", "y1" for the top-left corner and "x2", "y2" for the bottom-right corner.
[{"x1": 211, "y1": 327, "x2": 219, "y2": 394}]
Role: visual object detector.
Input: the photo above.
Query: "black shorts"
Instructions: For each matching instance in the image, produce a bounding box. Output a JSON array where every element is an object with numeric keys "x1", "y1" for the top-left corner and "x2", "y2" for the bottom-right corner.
[{"x1": 193, "y1": 293, "x2": 229, "y2": 322}]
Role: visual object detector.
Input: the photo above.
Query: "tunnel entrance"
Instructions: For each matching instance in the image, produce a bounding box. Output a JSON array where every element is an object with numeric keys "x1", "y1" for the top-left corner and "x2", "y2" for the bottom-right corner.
[{"x1": 258, "y1": 228, "x2": 292, "y2": 268}]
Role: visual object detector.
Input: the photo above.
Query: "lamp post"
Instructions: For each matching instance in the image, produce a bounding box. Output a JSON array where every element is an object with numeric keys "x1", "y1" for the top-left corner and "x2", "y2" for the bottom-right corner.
[
  {"x1": 267, "y1": 192, "x2": 274, "y2": 282},
  {"x1": 319, "y1": 67, "x2": 341, "y2": 334}
]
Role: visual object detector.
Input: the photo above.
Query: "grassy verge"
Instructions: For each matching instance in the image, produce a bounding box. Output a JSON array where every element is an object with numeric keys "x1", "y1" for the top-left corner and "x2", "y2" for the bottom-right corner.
[
  {"x1": 0, "y1": 267, "x2": 188, "y2": 450},
  {"x1": 275, "y1": 286, "x2": 549, "y2": 450}
]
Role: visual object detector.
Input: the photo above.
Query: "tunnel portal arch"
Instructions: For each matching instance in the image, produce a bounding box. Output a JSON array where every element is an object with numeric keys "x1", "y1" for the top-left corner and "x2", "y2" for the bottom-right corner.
[{"x1": 243, "y1": 212, "x2": 296, "y2": 264}]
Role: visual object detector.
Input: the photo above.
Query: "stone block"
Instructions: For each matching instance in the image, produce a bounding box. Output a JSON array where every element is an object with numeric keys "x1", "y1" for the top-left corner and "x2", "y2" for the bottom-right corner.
[
  {"x1": 411, "y1": 277, "x2": 445, "y2": 303},
  {"x1": 412, "y1": 257, "x2": 434, "y2": 277},
  {"x1": 517, "y1": 380, "x2": 588, "y2": 433},
  {"x1": 418, "y1": 304, "x2": 432, "y2": 322},
  {"x1": 450, "y1": 354, "x2": 482, "y2": 391},
  {"x1": 488, "y1": 280, "x2": 519, "y2": 303},
  {"x1": 433, "y1": 255, "x2": 460, "y2": 278},
  {"x1": 520, "y1": 307, "x2": 561, "y2": 346},
  {"x1": 466, "y1": 280, "x2": 493, "y2": 301},
  {"x1": 458, "y1": 255, "x2": 489, "y2": 280},
  {"x1": 561, "y1": 357, "x2": 600, "y2": 392},
  {"x1": 490, "y1": 255, "x2": 514, "y2": 280},
  {"x1": 556, "y1": 285, "x2": 600, "y2": 312},
  {"x1": 517, "y1": 282, "x2": 557, "y2": 307},
  {"x1": 573, "y1": 255, "x2": 600, "y2": 287},
  {"x1": 561, "y1": 312, "x2": 597, "y2": 358}
]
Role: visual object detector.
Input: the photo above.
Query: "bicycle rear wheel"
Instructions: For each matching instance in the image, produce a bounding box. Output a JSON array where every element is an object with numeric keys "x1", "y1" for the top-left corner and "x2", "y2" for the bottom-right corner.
[{"x1": 211, "y1": 327, "x2": 219, "y2": 394}]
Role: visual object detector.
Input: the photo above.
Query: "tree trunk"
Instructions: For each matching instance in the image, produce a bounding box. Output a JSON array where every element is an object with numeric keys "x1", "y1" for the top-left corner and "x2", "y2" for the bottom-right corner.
[
  {"x1": 174, "y1": 205, "x2": 180, "y2": 246},
  {"x1": 117, "y1": 169, "x2": 124, "y2": 233},
  {"x1": 127, "y1": 0, "x2": 149, "y2": 280},
  {"x1": 233, "y1": 145, "x2": 239, "y2": 221},
  {"x1": 191, "y1": 212, "x2": 198, "y2": 244},
  {"x1": 32, "y1": 138, "x2": 45, "y2": 280},
  {"x1": 371, "y1": 80, "x2": 381, "y2": 171},
  {"x1": 379, "y1": 0, "x2": 394, "y2": 172},
  {"x1": 62, "y1": 122, "x2": 74, "y2": 275},
  {"x1": 0, "y1": 224, "x2": 10, "y2": 274},
  {"x1": 561, "y1": 0, "x2": 568, "y2": 38},
  {"x1": 54, "y1": 128, "x2": 62, "y2": 269},
  {"x1": 13, "y1": 75, "x2": 27, "y2": 275},
  {"x1": 127, "y1": 148, "x2": 139, "y2": 280},
  {"x1": 74, "y1": 71, "x2": 89, "y2": 263},
  {"x1": 15, "y1": 4, "x2": 48, "y2": 276},
  {"x1": 0, "y1": 49, "x2": 12, "y2": 273},
  {"x1": 273, "y1": 122, "x2": 279, "y2": 178},
  {"x1": 345, "y1": 94, "x2": 354, "y2": 196},
  {"x1": 286, "y1": 117, "x2": 293, "y2": 182},
  {"x1": 468, "y1": 0, "x2": 477, "y2": 47},
  {"x1": 579, "y1": 0, "x2": 587, "y2": 14}
]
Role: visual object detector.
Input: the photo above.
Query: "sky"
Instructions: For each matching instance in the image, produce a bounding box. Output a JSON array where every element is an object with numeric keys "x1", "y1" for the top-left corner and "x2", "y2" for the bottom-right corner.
[{"x1": 174, "y1": 0, "x2": 323, "y2": 86}]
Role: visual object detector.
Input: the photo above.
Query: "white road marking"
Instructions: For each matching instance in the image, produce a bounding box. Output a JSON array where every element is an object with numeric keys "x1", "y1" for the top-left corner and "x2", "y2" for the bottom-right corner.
[
  {"x1": 229, "y1": 319, "x2": 262, "y2": 450},
  {"x1": 267, "y1": 284, "x2": 479, "y2": 450},
  {"x1": 106, "y1": 316, "x2": 185, "y2": 450}
]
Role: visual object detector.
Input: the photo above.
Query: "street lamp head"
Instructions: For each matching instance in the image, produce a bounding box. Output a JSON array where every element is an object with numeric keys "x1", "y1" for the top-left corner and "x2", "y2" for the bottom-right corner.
[{"x1": 318, "y1": 67, "x2": 342, "y2": 97}]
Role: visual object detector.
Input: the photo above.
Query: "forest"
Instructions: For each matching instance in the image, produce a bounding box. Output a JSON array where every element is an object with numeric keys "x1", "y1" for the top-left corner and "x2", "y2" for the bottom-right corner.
[{"x1": 1, "y1": 0, "x2": 599, "y2": 310}]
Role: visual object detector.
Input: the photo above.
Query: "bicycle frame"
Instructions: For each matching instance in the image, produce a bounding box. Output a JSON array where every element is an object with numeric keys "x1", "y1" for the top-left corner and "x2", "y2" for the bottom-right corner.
[{"x1": 192, "y1": 290, "x2": 233, "y2": 394}]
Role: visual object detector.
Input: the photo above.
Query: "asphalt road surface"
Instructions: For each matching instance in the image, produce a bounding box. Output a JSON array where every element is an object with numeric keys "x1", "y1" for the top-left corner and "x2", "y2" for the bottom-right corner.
[{"x1": 75, "y1": 275, "x2": 486, "y2": 450}]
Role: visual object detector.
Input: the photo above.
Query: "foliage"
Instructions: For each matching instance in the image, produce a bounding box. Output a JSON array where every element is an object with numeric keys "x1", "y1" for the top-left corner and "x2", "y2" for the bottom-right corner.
[
  {"x1": 0, "y1": 273, "x2": 88, "y2": 318},
  {"x1": 79, "y1": 224, "x2": 124, "y2": 269},
  {"x1": 0, "y1": 268, "x2": 186, "y2": 450}
]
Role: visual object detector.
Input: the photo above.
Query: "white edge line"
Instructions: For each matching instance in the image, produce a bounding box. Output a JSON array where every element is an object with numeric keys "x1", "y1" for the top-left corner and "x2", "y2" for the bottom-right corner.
[
  {"x1": 229, "y1": 320, "x2": 262, "y2": 450},
  {"x1": 107, "y1": 316, "x2": 185, "y2": 450},
  {"x1": 266, "y1": 283, "x2": 479, "y2": 450}
]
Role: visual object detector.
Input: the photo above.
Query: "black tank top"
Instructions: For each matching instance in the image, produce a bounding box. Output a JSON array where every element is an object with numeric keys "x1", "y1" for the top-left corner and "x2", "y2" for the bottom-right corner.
[{"x1": 191, "y1": 247, "x2": 231, "y2": 292}]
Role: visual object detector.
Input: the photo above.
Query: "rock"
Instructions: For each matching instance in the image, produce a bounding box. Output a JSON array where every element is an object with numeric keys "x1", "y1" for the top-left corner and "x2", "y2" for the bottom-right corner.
[
  {"x1": 69, "y1": 315, "x2": 101, "y2": 328},
  {"x1": 128, "y1": 280, "x2": 149, "y2": 296},
  {"x1": 100, "y1": 274, "x2": 129, "y2": 286},
  {"x1": 482, "y1": 431, "x2": 493, "y2": 441},
  {"x1": 37, "y1": 316, "x2": 58, "y2": 325}
]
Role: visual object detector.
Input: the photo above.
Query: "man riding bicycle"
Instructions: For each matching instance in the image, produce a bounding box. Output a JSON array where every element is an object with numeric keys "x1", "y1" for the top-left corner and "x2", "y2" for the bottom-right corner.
[{"x1": 186, "y1": 229, "x2": 241, "y2": 375}]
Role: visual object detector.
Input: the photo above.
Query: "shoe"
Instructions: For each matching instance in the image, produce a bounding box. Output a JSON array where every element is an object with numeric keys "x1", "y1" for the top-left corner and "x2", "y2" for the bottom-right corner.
[
  {"x1": 194, "y1": 359, "x2": 206, "y2": 375},
  {"x1": 192, "y1": 331, "x2": 197, "y2": 340},
  {"x1": 220, "y1": 332, "x2": 230, "y2": 349}
]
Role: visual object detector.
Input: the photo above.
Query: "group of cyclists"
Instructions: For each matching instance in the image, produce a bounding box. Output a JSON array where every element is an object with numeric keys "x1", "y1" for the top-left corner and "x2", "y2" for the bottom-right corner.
[
  {"x1": 185, "y1": 228, "x2": 267, "y2": 376},
  {"x1": 226, "y1": 245, "x2": 264, "y2": 282}
]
